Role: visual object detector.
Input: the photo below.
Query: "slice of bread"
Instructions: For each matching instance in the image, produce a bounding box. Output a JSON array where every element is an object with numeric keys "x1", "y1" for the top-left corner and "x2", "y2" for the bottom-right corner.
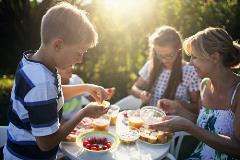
[
  {"x1": 64, "y1": 134, "x2": 77, "y2": 142},
  {"x1": 147, "y1": 135, "x2": 158, "y2": 144}
]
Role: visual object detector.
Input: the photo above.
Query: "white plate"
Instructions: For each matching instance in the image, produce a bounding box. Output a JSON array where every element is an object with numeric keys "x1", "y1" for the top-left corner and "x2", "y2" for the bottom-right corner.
[{"x1": 138, "y1": 138, "x2": 172, "y2": 146}]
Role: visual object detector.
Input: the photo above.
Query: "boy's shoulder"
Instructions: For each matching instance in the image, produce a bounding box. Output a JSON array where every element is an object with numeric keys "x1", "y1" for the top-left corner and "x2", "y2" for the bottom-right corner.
[{"x1": 17, "y1": 52, "x2": 57, "y2": 86}]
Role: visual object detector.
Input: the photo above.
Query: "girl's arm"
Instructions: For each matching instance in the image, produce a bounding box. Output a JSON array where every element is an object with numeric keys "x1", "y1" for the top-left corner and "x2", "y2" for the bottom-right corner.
[
  {"x1": 177, "y1": 90, "x2": 200, "y2": 115},
  {"x1": 130, "y1": 77, "x2": 151, "y2": 104},
  {"x1": 62, "y1": 84, "x2": 108, "y2": 103},
  {"x1": 130, "y1": 77, "x2": 148, "y2": 98}
]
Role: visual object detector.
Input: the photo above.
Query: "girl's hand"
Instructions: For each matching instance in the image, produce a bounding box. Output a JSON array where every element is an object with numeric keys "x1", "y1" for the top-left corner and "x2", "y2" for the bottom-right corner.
[
  {"x1": 149, "y1": 116, "x2": 192, "y2": 132},
  {"x1": 87, "y1": 84, "x2": 108, "y2": 103},
  {"x1": 140, "y1": 91, "x2": 151, "y2": 104},
  {"x1": 157, "y1": 99, "x2": 182, "y2": 115},
  {"x1": 105, "y1": 87, "x2": 116, "y2": 99},
  {"x1": 82, "y1": 103, "x2": 109, "y2": 118}
]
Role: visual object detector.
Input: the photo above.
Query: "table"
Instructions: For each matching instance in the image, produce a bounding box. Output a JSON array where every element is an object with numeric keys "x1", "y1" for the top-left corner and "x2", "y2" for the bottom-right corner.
[{"x1": 60, "y1": 112, "x2": 170, "y2": 160}]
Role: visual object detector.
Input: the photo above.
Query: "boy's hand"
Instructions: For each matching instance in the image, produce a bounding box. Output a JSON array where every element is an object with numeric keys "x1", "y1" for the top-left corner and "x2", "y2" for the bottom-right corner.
[
  {"x1": 87, "y1": 84, "x2": 108, "y2": 103},
  {"x1": 82, "y1": 103, "x2": 109, "y2": 118}
]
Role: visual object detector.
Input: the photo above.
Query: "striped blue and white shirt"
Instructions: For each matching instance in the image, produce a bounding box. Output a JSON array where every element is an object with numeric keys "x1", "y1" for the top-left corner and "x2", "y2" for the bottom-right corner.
[{"x1": 4, "y1": 51, "x2": 64, "y2": 160}]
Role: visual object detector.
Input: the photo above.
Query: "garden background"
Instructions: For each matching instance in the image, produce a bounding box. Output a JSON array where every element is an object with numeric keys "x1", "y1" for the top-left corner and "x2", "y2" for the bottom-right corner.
[{"x1": 1, "y1": 0, "x2": 240, "y2": 125}]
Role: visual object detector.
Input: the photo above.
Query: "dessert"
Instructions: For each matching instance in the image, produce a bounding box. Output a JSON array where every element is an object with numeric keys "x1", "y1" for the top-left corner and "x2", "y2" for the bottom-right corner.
[
  {"x1": 64, "y1": 127, "x2": 93, "y2": 142},
  {"x1": 64, "y1": 134, "x2": 77, "y2": 142},
  {"x1": 108, "y1": 105, "x2": 120, "y2": 125},
  {"x1": 147, "y1": 135, "x2": 158, "y2": 144},
  {"x1": 118, "y1": 127, "x2": 140, "y2": 144},
  {"x1": 139, "y1": 127, "x2": 173, "y2": 144},
  {"x1": 77, "y1": 117, "x2": 93, "y2": 129},
  {"x1": 93, "y1": 115, "x2": 110, "y2": 131},
  {"x1": 76, "y1": 131, "x2": 119, "y2": 153},
  {"x1": 128, "y1": 117, "x2": 144, "y2": 129},
  {"x1": 82, "y1": 136, "x2": 112, "y2": 151}
]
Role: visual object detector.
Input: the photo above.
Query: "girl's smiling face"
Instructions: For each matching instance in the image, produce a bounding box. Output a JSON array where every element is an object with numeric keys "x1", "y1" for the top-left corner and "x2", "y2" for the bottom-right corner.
[{"x1": 189, "y1": 53, "x2": 214, "y2": 78}]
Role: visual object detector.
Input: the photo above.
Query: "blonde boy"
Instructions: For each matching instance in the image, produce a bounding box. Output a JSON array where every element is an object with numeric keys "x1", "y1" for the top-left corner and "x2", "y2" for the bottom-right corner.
[{"x1": 4, "y1": 2, "x2": 109, "y2": 159}]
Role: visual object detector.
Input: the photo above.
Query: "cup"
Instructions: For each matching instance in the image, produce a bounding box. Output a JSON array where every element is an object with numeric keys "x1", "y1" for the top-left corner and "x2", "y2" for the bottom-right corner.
[
  {"x1": 93, "y1": 114, "x2": 111, "y2": 131},
  {"x1": 108, "y1": 105, "x2": 120, "y2": 125},
  {"x1": 128, "y1": 116, "x2": 144, "y2": 129}
]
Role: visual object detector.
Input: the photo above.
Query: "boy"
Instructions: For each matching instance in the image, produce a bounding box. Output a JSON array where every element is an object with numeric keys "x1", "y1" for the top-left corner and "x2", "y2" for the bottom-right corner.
[{"x1": 4, "y1": 2, "x2": 110, "y2": 159}]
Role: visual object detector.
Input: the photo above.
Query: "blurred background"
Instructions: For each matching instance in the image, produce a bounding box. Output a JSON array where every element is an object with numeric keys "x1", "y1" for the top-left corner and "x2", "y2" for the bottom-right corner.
[{"x1": 0, "y1": 0, "x2": 240, "y2": 125}]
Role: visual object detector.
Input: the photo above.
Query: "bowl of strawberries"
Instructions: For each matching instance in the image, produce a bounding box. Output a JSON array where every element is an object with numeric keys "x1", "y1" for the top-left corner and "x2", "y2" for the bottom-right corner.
[{"x1": 76, "y1": 131, "x2": 119, "y2": 153}]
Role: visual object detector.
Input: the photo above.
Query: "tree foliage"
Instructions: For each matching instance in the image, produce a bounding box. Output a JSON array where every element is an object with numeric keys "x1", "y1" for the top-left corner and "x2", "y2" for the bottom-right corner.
[{"x1": 0, "y1": 0, "x2": 239, "y2": 102}]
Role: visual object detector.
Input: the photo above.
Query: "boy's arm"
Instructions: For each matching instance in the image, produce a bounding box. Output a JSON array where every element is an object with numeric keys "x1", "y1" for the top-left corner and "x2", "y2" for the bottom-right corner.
[
  {"x1": 36, "y1": 108, "x2": 86, "y2": 151},
  {"x1": 36, "y1": 102, "x2": 109, "y2": 151},
  {"x1": 26, "y1": 83, "x2": 108, "y2": 151}
]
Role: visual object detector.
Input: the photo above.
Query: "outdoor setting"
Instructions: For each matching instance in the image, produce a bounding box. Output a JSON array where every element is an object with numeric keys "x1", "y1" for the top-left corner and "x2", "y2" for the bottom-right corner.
[{"x1": 0, "y1": 0, "x2": 240, "y2": 160}]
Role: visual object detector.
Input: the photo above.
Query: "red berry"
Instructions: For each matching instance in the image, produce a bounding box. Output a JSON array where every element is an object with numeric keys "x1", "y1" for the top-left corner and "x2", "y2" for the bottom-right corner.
[
  {"x1": 85, "y1": 144, "x2": 91, "y2": 149},
  {"x1": 98, "y1": 146, "x2": 103, "y2": 150},
  {"x1": 102, "y1": 145, "x2": 108, "y2": 150},
  {"x1": 91, "y1": 137, "x2": 97, "y2": 144},
  {"x1": 90, "y1": 146, "x2": 97, "y2": 150},
  {"x1": 123, "y1": 111, "x2": 128, "y2": 118},
  {"x1": 86, "y1": 138, "x2": 92, "y2": 144},
  {"x1": 83, "y1": 140, "x2": 89, "y2": 147},
  {"x1": 106, "y1": 142, "x2": 111, "y2": 148}
]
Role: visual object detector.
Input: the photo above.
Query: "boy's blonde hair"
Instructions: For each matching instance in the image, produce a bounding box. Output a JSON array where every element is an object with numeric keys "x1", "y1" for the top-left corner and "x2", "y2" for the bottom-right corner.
[
  {"x1": 183, "y1": 27, "x2": 240, "y2": 68},
  {"x1": 41, "y1": 2, "x2": 98, "y2": 47}
]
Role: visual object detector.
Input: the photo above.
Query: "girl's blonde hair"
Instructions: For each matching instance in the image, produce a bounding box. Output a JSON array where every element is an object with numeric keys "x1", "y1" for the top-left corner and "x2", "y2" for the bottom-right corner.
[
  {"x1": 41, "y1": 2, "x2": 98, "y2": 47},
  {"x1": 183, "y1": 27, "x2": 240, "y2": 68},
  {"x1": 147, "y1": 26, "x2": 183, "y2": 100}
]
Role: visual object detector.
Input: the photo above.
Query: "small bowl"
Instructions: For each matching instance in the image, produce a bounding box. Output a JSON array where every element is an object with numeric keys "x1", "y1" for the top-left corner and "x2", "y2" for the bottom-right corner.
[
  {"x1": 140, "y1": 106, "x2": 166, "y2": 125},
  {"x1": 76, "y1": 131, "x2": 119, "y2": 153},
  {"x1": 118, "y1": 127, "x2": 140, "y2": 144}
]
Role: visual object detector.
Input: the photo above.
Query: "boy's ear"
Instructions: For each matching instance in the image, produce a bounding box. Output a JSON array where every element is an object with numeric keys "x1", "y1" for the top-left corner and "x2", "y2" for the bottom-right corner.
[
  {"x1": 53, "y1": 38, "x2": 64, "y2": 52},
  {"x1": 210, "y1": 52, "x2": 221, "y2": 64}
]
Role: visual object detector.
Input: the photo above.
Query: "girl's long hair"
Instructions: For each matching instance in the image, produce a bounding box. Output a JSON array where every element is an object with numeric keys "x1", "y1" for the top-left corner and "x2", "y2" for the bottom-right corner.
[{"x1": 147, "y1": 26, "x2": 183, "y2": 100}]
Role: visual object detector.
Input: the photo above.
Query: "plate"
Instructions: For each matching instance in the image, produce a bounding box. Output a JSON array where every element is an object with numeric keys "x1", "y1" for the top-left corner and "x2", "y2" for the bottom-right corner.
[
  {"x1": 140, "y1": 106, "x2": 166, "y2": 125},
  {"x1": 138, "y1": 138, "x2": 172, "y2": 146},
  {"x1": 76, "y1": 131, "x2": 119, "y2": 153},
  {"x1": 138, "y1": 129, "x2": 173, "y2": 145}
]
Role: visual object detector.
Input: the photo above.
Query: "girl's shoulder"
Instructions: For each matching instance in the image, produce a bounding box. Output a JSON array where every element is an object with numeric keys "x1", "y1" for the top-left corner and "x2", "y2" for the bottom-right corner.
[
  {"x1": 182, "y1": 62, "x2": 194, "y2": 70},
  {"x1": 182, "y1": 63, "x2": 199, "y2": 77}
]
